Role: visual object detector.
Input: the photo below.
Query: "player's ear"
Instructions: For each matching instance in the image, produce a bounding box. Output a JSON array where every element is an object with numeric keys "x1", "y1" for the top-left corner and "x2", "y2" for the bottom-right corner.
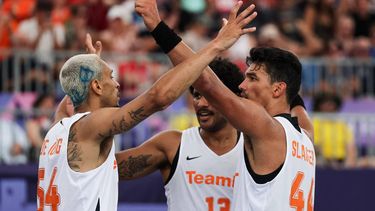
[
  {"x1": 272, "y1": 82, "x2": 286, "y2": 98},
  {"x1": 91, "y1": 79, "x2": 103, "y2": 95}
]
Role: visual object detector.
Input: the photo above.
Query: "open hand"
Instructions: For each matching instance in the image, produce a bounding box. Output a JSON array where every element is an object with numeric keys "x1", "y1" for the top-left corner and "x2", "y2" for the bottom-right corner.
[{"x1": 214, "y1": 1, "x2": 257, "y2": 51}]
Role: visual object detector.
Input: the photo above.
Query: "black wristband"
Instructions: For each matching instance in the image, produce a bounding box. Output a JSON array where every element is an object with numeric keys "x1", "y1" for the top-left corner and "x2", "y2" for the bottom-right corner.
[
  {"x1": 151, "y1": 21, "x2": 182, "y2": 54},
  {"x1": 290, "y1": 94, "x2": 306, "y2": 110}
]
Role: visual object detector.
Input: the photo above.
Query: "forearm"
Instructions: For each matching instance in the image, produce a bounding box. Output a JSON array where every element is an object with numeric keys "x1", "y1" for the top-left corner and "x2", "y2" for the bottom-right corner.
[
  {"x1": 150, "y1": 40, "x2": 222, "y2": 108},
  {"x1": 167, "y1": 41, "x2": 196, "y2": 65},
  {"x1": 116, "y1": 152, "x2": 156, "y2": 180},
  {"x1": 154, "y1": 26, "x2": 221, "y2": 104}
]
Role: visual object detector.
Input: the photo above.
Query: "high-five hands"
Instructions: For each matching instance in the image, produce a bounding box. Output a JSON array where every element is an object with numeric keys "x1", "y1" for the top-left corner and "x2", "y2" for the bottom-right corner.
[{"x1": 135, "y1": 0, "x2": 257, "y2": 52}]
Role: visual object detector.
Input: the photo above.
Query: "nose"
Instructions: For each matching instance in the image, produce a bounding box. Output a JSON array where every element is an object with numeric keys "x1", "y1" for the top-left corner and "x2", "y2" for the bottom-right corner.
[{"x1": 238, "y1": 80, "x2": 246, "y2": 93}]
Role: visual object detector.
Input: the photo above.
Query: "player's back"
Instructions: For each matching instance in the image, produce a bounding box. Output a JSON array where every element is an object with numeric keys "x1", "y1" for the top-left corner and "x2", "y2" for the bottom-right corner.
[
  {"x1": 232, "y1": 114, "x2": 316, "y2": 211},
  {"x1": 37, "y1": 113, "x2": 118, "y2": 211},
  {"x1": 165, "y1": 127, "x2": 243, "y2": 211}
]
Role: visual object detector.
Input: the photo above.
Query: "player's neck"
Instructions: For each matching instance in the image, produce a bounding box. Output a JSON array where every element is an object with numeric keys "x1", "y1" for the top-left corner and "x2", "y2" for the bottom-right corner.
[
  {"x1": 74, "y1": 100, "x2": 101, "y2": 113},
  {"x1": 74, "y1": 98, "x2": 102, "y2": 113},
  {"x1": 265, "y1": 98, "x2": 290, "y2": 116},
  {"x1": 200, "y1": 125, "x2": 238, "y2": 155}
]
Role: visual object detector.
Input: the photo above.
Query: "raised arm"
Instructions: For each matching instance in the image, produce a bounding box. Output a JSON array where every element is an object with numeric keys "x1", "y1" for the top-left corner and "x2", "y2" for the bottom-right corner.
[
  {"x1": 136, "y1": 0, "x2": 256, "y2": 66},
  {"x1": 136, "y1": 0, "x2": 275, "y2": 139},
  {"x1": 81, "y1": 1, "x2": 256, "y2": 142},
  {"x1": 138, "y1": 0, "x2": 313, "y2": 141}
]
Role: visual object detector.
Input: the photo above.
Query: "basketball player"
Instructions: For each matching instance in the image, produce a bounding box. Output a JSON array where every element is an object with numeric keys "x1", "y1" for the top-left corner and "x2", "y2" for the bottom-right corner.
[
  {"x1": 136, "y1": 0, "x2": 315, "y2": 210},
  {"x1": 115, "y1": 58, "x2": 245, "y2": 210},
  {"x1": 36, "y1": 2, "x2": 257, "y2": 210}
]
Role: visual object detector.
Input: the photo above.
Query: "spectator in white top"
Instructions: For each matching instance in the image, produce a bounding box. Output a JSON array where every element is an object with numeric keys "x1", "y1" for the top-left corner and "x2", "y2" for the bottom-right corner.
[
  {"x1": 14, "y1": 1, "x2": 65, "y2": 69},
  {"x1": 0, "y1": 119, "x2": 29, "y2": 165}
]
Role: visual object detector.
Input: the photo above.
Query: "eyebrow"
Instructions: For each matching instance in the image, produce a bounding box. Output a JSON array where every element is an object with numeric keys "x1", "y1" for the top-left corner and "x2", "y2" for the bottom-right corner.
[{"x1": 245, "y1": 72, "x2": 257, "y2": 78}]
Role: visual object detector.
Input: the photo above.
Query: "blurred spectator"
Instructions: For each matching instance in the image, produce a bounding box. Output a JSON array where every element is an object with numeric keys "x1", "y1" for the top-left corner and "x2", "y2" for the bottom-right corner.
[
  {"x1": 0, "y1": 11, "x2": 17, "y2": 91},
  {"x1": 25, "y1": 94, "x2": 55, "y2": 163},
  {"x1": 341, "y1": 0, "x2": 375, "y2": 37},
  {"x1": 180, "y1": 16, "x2": 210, "y2": 51},
  {"x1": 86, "y1": 0, "x2": 109, "y2": 32},
  {"x1": 65, "y1": 5, "x2": 88, "y2": 51},
  {"x1": 178, "y1": 0, "x2": 207, "y2": 31},
  {"x1": 51, "y1": 0, "x2": 72, "y2": 25},
  {"x1": 259, "y1": 0, "x2": 322, "y2": 56},
  {"x1": 257, "y1": 23, "x2": 284, "y2": 47},
  {"x1": 352, "y1": 37, "x2": 371, "y2": 58},
  {"x1": 118, "y1": 59, "x2": 148, "y2": 99},
  {"x1": 0, "y1": 11, "x2": 17, "y2": 60},
  {"x1": 334, "y1": 14, "x2": 356, "y2": 57},
  {"x1": 312, "y1": 92, "x2": 357, "y2": 168},
  {"x1": 1, "y1": 0, "x2": 36, "y2": 22},
  {"x1": 14, "y1": 1, "x2": 65, "y2": 68},
  {"x1": 303, "y1": 0, "x2": 336, "y2": 54},
  {"x1": 100, "y1": 0, "x2": 138, "y2": 53},
  {"x1": 0, "y1": 119, "x2": 29, "y2": 165}
]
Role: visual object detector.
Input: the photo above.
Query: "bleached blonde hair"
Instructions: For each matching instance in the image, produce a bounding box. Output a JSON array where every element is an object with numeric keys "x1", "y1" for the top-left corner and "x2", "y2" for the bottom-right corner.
[{"x1": 59, "y1": 54, "x2": 104, "y2": 107}]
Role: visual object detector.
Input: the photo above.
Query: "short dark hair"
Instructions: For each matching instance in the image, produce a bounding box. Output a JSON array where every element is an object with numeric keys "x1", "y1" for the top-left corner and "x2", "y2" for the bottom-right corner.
[
  {"x1": 246, "y1": 47, "x2": 301, "y2": 104},
  {"x1": 189, "y1": 57, "x2": 244, "y2": 95}
]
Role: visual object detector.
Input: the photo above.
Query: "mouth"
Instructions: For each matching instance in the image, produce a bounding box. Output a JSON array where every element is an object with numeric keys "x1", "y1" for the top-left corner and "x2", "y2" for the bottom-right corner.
[
  {"x1": 197, "y1": 109, "x2": 214, "y2": 121},
  {"x1": 240, "y1": 92, "x2": 248, "y2": 99}
]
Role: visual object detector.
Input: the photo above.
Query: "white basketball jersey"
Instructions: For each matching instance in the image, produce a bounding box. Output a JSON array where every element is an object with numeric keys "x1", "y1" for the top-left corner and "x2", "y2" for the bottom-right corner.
[
  {"x1": 165, "y1": 127, "x2": 244, "y2": 211},
  {"x1": 232, "y1": 116, "x2": 316, "y2": 211},
  {"x1": 37, "y1": 113, "x2": 119, "y2": 211}
]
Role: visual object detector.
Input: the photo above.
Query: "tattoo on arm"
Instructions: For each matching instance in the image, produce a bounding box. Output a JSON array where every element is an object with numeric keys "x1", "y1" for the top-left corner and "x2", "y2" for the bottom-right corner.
[
  {"x1": 129, "y1": 107, "x2": 148, "y2": 122},
  {"x1": 67, "y1": 127, "x2": 82, "y2": 171},
  {"x1": 117, "y1": 154, "x2": 152, "y2": 179},
  {"x1": 98, "y1": 106, "x2": 149, "y2": 139}
]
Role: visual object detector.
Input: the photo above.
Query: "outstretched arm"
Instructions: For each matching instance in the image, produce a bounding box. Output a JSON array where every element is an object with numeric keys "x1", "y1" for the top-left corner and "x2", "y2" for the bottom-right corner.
[
  {"x1": 138, "y1": 0, "x2": 314, "y2": 139},
  {"x1": 137, "y1": 0, "x2": 276, "y2": 139},
  {"x1": 115, "y1": 130, "x2": 181, "y2": 182},
  {"x1": 136, "y1": 0, "x2": 256, "y2": 66},
  {"x1": 81, "y1": 1, "x2": 257, "y2": 142}
]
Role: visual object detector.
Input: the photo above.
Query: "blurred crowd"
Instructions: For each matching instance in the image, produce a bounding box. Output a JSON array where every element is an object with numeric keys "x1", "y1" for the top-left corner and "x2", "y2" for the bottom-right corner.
[
  {"x1": 0, "y1": 0, "x2": 374, "y2": 98},
  {"x1": 2, "y1": 0, "x2": 374, "y2": 57},
  {"x1": 1, "y1": 0, "x2": 375, "y2": 168}
]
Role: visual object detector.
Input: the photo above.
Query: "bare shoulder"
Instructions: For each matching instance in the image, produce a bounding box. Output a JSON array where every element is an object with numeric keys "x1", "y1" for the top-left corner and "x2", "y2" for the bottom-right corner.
[{"x1": 150, "y1": 130, "x2": 182, "y2": 152}]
